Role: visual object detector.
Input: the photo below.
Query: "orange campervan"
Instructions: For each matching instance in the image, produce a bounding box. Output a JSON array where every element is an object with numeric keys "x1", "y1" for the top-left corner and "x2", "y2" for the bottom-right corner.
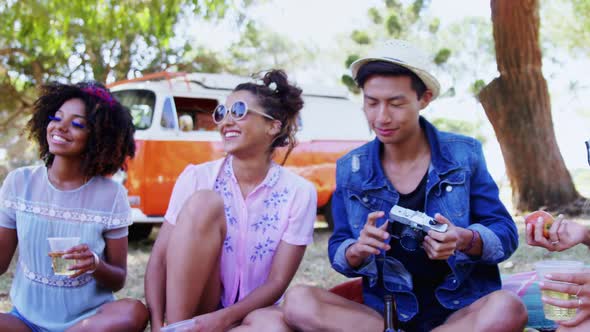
[{"x1": 109, "y1": 72, "x2": 371, "y2": 239}]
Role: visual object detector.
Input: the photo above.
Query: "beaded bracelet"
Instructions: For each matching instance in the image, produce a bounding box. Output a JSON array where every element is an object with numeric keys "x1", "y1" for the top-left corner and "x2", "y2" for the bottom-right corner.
[{"x1": 461, "y1": 229, "x2": 478, "y2": 252}]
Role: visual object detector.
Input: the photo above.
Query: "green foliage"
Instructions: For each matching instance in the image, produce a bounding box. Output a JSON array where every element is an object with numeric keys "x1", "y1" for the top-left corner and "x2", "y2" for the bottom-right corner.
[
  {"x1": 385, "y1": 0, "x2": 402, "y2": 10},
  {"x1": 470, "y1": 79, "x2": 487, "y2": 97},
  {"x1": 429, "y1": 18, "x2": 440, "y2": 34},
  {"x1": 541, "y1": 0, "x2": 590, "y2": 56},
  {"x1": 410, "y1": 0, "x2": 426, "y2": 17},
  {"x1": 345, "y1": 55, "x2": 360, "y2": 68},
  {"x1": 433, "y1": 48, "x2": 451, "y2": 65},
  {"x1": 341, "y1": 74, "x2": 360, "y2": 94},
  {"x1": 0, "y1": 0, "x2": 235, "y2": 168},
  {"x1": 431, "y1": 117, "x2": 487, "y2": 144},
  {"x1": 368, "y1": 7, "x2": 383, "y2": 24},
  {"x1": 386, "y1": 14, "x2": 403, "y2": 36},
  {"x1": 351, "y1": 30, "x2": 371, "y2": 45}
]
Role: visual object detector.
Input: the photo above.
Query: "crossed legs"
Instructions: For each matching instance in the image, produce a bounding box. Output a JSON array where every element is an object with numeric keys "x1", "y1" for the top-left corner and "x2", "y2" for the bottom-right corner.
[
  {"x1": 1, "y1": 301, "x2": 149, "y2": 332},
  {"x1": 282, "y1": 286, "x2": 527, "y2": 332}
]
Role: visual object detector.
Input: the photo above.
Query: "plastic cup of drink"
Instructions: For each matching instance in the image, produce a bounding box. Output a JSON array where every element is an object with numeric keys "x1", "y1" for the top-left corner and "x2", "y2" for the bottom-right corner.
[
  {"x1": 535, "y1": 260, "x2": 585, "y2": 321},
  {"x1": 47, "y1": 237, "x2": 80, "y2": 276},
  {"x1": 161, "y1": 318, "x2": 196, "y2": 332}
]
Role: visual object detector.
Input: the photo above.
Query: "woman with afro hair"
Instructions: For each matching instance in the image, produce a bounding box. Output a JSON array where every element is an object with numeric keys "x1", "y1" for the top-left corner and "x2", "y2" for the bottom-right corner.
[{"x1": 0, "y1": 82, "x2": 148, "y2": 332}]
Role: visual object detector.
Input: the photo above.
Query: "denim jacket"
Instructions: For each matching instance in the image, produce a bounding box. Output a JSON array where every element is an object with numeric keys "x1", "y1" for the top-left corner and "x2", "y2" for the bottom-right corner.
[{"x1": 328, "y1": 117, "x2": 518, "y2": 321}]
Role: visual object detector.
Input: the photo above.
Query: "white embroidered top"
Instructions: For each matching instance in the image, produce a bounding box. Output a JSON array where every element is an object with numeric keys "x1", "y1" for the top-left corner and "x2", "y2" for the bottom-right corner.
[{"x1": 0, "y1": 165, "x2": 131, "y2": 331}]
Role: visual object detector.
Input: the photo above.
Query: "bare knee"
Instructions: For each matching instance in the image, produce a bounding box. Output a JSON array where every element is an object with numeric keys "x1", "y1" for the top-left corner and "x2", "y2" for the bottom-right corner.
[
  {"x1": 478, "y1": 290, "x2": 527, "y2": 332},
  {"x1": 241, "y1": 307, "x2": 290, "y2": 331},
  {"x1": 99, "y1": 299, "x2": 148, "y2": 332},
  {"x1": 283, "y1": 285, "x2": 323, "y2": 328},
  {"x1": 176, "y1": 190, "x2": 225, "y2": 233},
  {"x1": 68, "y1": 299, "x2": 148, "y2": 332},
  {"x1": 118, "y1": 299, "x2": 149, "y2": 331}
]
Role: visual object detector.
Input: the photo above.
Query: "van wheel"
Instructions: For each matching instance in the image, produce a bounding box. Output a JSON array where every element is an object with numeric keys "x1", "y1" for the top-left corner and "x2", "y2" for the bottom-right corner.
[
  {"x1": 322, "y1": 196, "x2": 334, "y2": 230},
  {"x1": 129, "y1": 224, "x2": 154, "y2": 241}
]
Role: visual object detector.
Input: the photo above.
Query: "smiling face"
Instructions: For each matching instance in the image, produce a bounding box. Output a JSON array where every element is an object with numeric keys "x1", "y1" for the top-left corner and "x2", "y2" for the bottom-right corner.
[
  {"x1": 362, "y1": 75, "x2": 432, "y2": 146},
  {"x1": 218, "y1": 90, "x2": 280, "y2": 158},
  {"x1": 46, "y1": 98, "x2": 89, "y2": 159}
]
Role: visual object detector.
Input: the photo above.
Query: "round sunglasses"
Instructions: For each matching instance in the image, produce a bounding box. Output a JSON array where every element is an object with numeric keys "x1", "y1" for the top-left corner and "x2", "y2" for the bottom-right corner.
[{"x1": 212, "y1": 101, "x2": 276, "y2": 124}]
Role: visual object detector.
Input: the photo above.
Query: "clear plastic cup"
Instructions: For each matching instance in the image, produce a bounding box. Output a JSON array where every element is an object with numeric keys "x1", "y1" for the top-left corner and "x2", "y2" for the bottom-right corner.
[
  {"x1": 535, "y1": 260, "x2": 585, "y2": 321},
  {"x1": 161, "y1": 318, "x2": 196, "y2": 332},
  {"x1": 47, "y1": 237, "x2": 80, "y2": 276}
]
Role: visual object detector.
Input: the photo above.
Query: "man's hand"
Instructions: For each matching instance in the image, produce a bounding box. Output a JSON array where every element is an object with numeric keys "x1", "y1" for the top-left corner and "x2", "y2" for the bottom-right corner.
[
  {"x1": 345, "y1": 211, "x2": 390, "y2": 268},
  {"x1": 423, "y1": 213, "x2": 460, "y2": 260}
]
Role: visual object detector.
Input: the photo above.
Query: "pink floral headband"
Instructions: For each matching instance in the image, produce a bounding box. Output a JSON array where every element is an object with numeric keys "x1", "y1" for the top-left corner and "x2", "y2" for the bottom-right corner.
[{"x1": 81, "y1": 86, "x2": 115, "y2": 106}]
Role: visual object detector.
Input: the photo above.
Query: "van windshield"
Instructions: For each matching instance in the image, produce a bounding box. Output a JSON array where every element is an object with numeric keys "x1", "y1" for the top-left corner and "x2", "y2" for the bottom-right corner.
[{"x1": 112, "y1": 89, "x2": 156, "y2": 130}]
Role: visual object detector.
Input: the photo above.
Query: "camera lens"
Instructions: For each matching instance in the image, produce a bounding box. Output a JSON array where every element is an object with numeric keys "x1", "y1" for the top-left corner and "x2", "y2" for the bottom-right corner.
[{"x1": 399, "y1": 226, "x2": 423, "y2": 251}]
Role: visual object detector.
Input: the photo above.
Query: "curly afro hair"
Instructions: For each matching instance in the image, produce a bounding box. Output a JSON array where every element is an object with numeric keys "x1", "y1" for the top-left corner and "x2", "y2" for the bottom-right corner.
[{"x1": 26, "y1": 81, "x2": 135, "y2": 177}]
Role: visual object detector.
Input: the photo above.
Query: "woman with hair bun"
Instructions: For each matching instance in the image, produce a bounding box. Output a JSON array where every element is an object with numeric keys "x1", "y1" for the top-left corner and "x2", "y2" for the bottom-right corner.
[
  {"x1": 0, "y1": 82, "x2": 148, "y2": 331},
  {"x1": 145, "y1": 69, "x2": 317, "y2": 331}
]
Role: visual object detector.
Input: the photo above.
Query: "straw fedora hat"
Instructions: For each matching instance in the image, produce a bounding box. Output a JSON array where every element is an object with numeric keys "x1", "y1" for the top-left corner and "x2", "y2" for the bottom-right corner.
[{"x1": 350, "y1": 39, "x2": 441, "y2": 100}]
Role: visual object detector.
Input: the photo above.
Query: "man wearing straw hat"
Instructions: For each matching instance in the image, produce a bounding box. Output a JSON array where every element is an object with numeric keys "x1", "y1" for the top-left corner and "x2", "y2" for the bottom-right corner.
[{"x1": 281, "y1": 40, "x2": 528, "y2": 331}]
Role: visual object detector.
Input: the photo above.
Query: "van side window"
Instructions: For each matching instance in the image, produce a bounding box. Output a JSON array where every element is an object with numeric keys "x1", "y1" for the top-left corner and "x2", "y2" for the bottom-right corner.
[
  {"x1": 174, "y1": 97, "x2": 218, "y2": 132},
  {"x1": 161, "y1": 97, "x2": 177, "y2": 130},
  {"x1": 112, "y1": 89, "x2": 155, "y2": 130}
]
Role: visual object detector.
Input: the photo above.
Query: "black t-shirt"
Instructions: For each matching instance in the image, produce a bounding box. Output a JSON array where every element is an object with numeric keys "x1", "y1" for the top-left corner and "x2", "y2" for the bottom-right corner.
[{"x1": 386, "y1": 171, "x2": 453, "y2": 330}]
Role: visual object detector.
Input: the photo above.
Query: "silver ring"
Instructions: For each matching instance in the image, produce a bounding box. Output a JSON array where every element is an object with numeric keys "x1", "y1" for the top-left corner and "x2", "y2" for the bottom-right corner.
[
  {"x1": 579, "y1": 298, "x2": 583, "y2": 306},
  {"x1": 551, "y1": 241, "x2": 559, "y2": 245}
]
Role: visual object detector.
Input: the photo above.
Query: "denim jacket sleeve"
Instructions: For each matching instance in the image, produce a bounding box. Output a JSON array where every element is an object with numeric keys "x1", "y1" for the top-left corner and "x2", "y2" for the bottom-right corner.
[
  {"x1": 328, "y1": 177, "x2": 378, "y2": 280},
  {"x1": 455, "y1": 140, "x2": 518, "y2": 264}
]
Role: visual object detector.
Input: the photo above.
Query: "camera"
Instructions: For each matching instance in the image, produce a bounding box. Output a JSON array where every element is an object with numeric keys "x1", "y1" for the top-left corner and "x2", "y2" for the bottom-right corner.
[{"x1": 388, "y1": 205, "x2": 448, "y2": 251}]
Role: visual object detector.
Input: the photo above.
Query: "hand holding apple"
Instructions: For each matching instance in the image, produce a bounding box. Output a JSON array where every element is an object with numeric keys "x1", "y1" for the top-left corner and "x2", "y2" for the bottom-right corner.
[
  {"x1": 524, "y1": 210, "x2": 554, "y2": 238},
  {"x1": 526, "y1": 212, "x2": 589, "y2": 252}
]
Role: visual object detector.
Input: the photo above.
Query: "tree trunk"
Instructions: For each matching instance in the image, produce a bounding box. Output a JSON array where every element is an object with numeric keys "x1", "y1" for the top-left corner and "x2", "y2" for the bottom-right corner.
[{"x1": 479, "y1": 0, "x2": 580, "y2": 211}]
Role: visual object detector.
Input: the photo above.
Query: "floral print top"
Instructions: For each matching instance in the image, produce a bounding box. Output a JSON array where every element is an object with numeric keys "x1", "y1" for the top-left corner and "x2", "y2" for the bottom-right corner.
[{"x1": 164, "y1": 156, "x2": 317, "y2": 307}]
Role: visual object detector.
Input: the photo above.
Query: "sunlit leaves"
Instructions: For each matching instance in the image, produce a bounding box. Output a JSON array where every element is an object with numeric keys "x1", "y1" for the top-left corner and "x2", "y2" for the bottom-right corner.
[
  {"x1": 341, "y1": 74, "x2": 360, "y2": 94},
  {"x1": 385, "y1": 0, "x2": 401, "y2": 10},
  {"x1": 470, "y1": 79, "x2": 486, "y2": 97},
  {"x1": 368, "y1": 7, "x2": 382, "y2": 24},
  {"x1": 434, "y1": 48, "x2": 451, "y2": 65},
  {"x1": 429, "y1": 17, "x2": 440, "y2": 33},
  {"x1": 0, "y1": 0, "x2": 234, "y2": 166},
  {"x1": 345, "y1": 54, "x2": 360, "y2": 68},
  {"x1": 351, "y1": 30, "x2": 371, "y2": 45},
  {"x1": 386, "y1": 14, "x2": 402, "y2": 36}
]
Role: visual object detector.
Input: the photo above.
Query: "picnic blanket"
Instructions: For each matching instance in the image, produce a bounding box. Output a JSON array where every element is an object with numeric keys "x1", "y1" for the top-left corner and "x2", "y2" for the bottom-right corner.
[
  {"x1": 329, "y1": 271, "x2": 558, "y2": 331},
  {"x1": 502, "y1": 271, "x2": 557, "y2": 332}
]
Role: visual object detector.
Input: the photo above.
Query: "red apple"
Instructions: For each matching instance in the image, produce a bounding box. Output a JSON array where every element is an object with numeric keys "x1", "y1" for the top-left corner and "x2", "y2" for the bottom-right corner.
[{"x1": 524, "y1": 210, "x2": 554, "y2": 238}]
